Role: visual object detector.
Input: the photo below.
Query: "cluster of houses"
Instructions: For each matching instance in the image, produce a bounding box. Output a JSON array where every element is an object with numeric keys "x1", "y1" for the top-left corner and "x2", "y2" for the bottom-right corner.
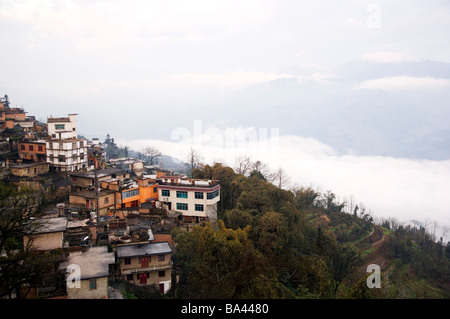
[{"x1": 0, "y1": 94, "x2": 221, "y2": 299}]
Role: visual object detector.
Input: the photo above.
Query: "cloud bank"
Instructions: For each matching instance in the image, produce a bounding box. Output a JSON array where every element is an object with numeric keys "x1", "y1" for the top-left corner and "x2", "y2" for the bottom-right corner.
[{"x1": 118, "y1": 129, "x2": 450, "y2": 238}]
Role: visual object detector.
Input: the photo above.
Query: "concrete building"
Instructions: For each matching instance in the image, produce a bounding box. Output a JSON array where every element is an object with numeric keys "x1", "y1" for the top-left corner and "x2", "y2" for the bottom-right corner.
[
  {"x1": 46, "y1": 138, "x2": 88, "y2": 172},
  {"x1": 9, "y1": 162, "x2": 49, "y2": 177},
  {"x1": 116, "y1": 241, "x2": 172, "y2": 294},
  {"x1": 47, "y1": 114, "x2": 78, "y2": 139},
  {"x1": 23, "y1": 217, "x2": 68, "y2": 251},
  {"x1": 157, "y1": 176, "x2": 220, "y2": 224},
  {"x1": 18, "y1": 141, "x2": 47, "y2": 162},
  {"x1": 69, "y1": 189, "x2": 116, "y2": 216},
  {"x1": 68, "y1": 168, "x2": 129, "y2": 190},
  {"x1": 59, "y1": 246, "x2": 115, "y2": 299}
]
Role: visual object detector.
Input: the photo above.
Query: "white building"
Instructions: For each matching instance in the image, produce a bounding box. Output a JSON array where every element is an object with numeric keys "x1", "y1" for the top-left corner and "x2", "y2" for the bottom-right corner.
[
  {"x1": 46, "y1": 113, "x2": 87, "y2": 172},
  {"x1": 157, "y1": 176, "x2": 220, "y2": 223},
  {"x1": 46, "y1": 138, "x2": 88, "y2": 172},
  {"x1": 47, "y1": 113, "x2": 78, "y2": 139}
]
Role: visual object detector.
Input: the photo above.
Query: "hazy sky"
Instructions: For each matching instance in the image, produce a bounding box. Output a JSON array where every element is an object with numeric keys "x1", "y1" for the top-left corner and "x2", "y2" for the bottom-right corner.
[
  {"x1": 1, "y1": 0, "x2": 450, "y2": 122},
  {"x1": 1, "y1": 1, "x2": 450, "y2": 234}
]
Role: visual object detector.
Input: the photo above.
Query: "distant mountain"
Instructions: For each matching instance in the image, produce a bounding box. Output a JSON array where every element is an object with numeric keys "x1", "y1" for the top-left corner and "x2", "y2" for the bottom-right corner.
[
  {"x1": 334, "y1": 60, "x2": 450, "y2": 83},
  {"x1": 199, "y1": 60, "x2": 450, "y2": 160}
]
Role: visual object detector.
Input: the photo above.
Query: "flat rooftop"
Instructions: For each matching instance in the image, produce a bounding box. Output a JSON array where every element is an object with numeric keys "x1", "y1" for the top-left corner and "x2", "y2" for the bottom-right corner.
[
  {"x1": 116, "y1": 241, "x2": 172, "y2": 258},
  {"x1": 59, "y1": 246, "x2": 115, "y2": 279}
]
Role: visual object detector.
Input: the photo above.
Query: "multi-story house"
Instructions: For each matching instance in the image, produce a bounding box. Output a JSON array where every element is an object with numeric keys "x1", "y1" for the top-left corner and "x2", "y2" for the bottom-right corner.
[
  {"x1": 46, "y1": 138, "x2": 88, "y2": 172},
  {"x1": 156, "y1": 176, "x2": 220, "y2": 224},
  {"x1": 69, "y1": 189, "x2": 116, "y2": 216},
  {"x1": 18, "y1": 140, "x2": 47, "y2": 162},
  {"x1": 45, "y1": 113, "x2": 87, "y2": 172},
  {"x1": 116, "y1": 241, "x2": 173, "y2": 294},
  {"x1": 100, "y1": 176, "x2": 159, "y2": 210}
]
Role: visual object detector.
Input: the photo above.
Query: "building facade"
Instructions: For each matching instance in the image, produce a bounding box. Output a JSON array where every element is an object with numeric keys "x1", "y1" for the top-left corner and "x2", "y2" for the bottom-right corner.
[
  {"x1": 9, "y1": 162, "x2": 49, "y2": 177},
  {"x1": 69, "y1": 189, "x2": 116, "y2": 216},
  {"x1": 47, "y1": 114, "x2": 78, "y2": 139},
  {"x1": 157, "y1": 177, "x2": 220, "y2": 223},
  {"x1": 59, "y1": 246, "x2": 115, "y2": 299},
  {"x1": 116, "y1": 242, "x2": 173, "y2": 294},
  {"x1": 46, "y1": 139, "x2": 88, "y2": 172},
  {"x1": 18, "y1": 141, "x2": 47, "y2": 162}
]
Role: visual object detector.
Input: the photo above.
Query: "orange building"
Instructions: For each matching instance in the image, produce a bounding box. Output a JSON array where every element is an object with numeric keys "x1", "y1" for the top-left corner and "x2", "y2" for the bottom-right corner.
[
  {"x1": 18, "y1": 141, "x2": 47, "y2": 162},
  {"x1": 115, "y1": 178, "x2": 159, "y2": 209}
]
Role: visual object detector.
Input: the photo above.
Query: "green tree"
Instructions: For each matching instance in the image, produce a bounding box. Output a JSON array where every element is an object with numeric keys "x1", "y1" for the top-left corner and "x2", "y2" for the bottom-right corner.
[{"x1": 172, "y1": 221, "x2": 281, "y2": 298}]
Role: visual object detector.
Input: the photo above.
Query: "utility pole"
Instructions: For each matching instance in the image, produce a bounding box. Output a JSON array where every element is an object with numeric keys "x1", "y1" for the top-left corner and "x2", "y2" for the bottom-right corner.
[{"x1": 94, "y1": 155, "x2": 100, "y2": 245}]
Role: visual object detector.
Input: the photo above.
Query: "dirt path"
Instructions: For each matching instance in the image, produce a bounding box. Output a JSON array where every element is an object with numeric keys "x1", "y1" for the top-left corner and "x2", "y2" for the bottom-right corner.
[{"x1": 362, "y1": 226, "x2": 389, "y2": 271}]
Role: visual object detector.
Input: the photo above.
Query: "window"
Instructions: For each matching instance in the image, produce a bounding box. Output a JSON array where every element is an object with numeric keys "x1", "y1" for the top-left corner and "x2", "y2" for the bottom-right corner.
[
  {"x1": 176, "y1": 203, "x2": 188, "y2": 210},
  {"x1": 38, "y1": 145, "x2": 43, "y2": 152},
  {"x1": 195, "y1": 192, "x2": 204, "y2": 199},
  {"x1": 58, "y1": 155, "x2": 66, "y2": 163},
  {"x1": 176, "y1": 191, "x2": 188, "y2": 198},
  {"x1": 55, "y1": 124, "x2": 65, "y2": 130},
  {"x1": 126, "y1": 274, "x2": 133, "y2": 281},
  {"x1": 104, "y1": 197, "x2": 109, "y2": 204},
  {"x1": 28, "y1": 145, "x2": 33, "y2": 151},
  {"x1": 153, "y1": 187, "x2": 157, "y2": 193},
  {"x1": 158, "y1": 255, "x2": 165, "y2": 262},
  {"x1": 161, "y1": 189, "x2": 170, "y2": 197},
  {"x1": 158, "y1": 271, "x2": 165, "y2": 277},
  {"x1": 195, "y1": 204, "x2": 204, "y2": 212},
  {"x1": 124, "y1": 258, "x2": 131, "y2": 265},
  {"x1": 207, "y1": 189, "x2": 219, "y2": 200},
  {"x1": 20, "y1": 144, "x2": 25, "y2": 150},
  {"x1": 89, "y1": 279, "x2": 97, "y2": 290},
  {"x1": 122, "y1": 188, "x2": 139, "y2": 199}
]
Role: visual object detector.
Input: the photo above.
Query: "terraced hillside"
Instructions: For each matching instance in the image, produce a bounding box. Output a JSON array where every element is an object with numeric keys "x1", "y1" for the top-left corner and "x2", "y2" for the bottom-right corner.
[{"x1": 306, "y1": 210, "x2": 450, "y2": 299}]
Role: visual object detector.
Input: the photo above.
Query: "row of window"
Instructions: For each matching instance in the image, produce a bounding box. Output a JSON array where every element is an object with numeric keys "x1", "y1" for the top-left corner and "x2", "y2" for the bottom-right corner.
[
  {"x1": 160, "y1": 189, "x2": 218, "y2": 200},
  {"x1": 207, "y1": 189, "x2": 220, "y2": 199},
  {"x1": 126, "y1": 271, "x2": 166, "y2": 281},
  {"x1": 20, "y1": 144, "x2": 44, "y2": 152},
  {"x1": 122, "y1": 188, "x2": 140, "y2": 199},
  {"x1": 176, "y1": 203, "x2": 204, "y2": 211},
  {"x1": 49, "y1": 154, "x2": 85, "y2": 162},
  {"x1": 123, "y1": 255, "x2": 165, "y2": 265},
  {"x1": 48, "y1": 141, "x2": 85, "y2": 148}
]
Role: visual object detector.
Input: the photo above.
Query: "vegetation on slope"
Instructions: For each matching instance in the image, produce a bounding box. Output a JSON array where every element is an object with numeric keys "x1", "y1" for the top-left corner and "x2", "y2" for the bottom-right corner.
[{"x1": 172, "y1": 162, "x2": 450, "y2": 299}]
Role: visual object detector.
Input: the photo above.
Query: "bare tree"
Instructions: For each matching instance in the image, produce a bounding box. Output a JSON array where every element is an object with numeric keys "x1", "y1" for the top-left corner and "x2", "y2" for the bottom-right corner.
[
  {"x1": 143, "y1": 146, "x2": 161, "y2": 165},
  {"x1": 234, "y1": 154, "x2": 252, "y2": 176},
  {"x1": 250, "y1": 160, "x2": 275, "y2": 182},
  {"x1": 273, "y1": 167, "x2": 290, "y2": 189},
  {"x1": 186, "y1": 147, "x2": 202, "y2": 177}
]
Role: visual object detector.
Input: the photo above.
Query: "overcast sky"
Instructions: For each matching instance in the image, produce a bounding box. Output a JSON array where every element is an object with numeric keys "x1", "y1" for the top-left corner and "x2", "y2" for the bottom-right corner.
[
  {"x1": 1, "y1": 1, "x2": 449, "y2": 234},
  {"x1": 1, "y1": 0, "x2": 450, "y2": 118}
]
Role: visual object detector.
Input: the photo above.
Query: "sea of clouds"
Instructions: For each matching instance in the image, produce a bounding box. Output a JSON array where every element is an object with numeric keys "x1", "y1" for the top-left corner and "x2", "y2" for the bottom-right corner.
[{"x1": 119, "y1": 124, "x2": 450, "y2": 241}]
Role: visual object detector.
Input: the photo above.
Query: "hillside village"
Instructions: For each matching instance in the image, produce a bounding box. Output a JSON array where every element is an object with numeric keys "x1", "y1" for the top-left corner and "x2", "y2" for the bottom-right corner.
[
  {"x1": 0, "y1": 94, "x2": 221, "y2": 299},
  {"x1": 2, "y1": 94, "x2": 450, "y2": 301}
]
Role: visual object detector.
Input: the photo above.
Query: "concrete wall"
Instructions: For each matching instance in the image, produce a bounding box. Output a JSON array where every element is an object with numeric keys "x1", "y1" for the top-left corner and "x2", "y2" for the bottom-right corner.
[
  {"x1": 66, "y1": 276, "x2": 109, "y2": 299},
  {"x1": 10, "y1": 163, "x2": 49, "y2": 177},
  {"x1": 23, "y1": 231, "x2": 64, "y2": 251}
]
